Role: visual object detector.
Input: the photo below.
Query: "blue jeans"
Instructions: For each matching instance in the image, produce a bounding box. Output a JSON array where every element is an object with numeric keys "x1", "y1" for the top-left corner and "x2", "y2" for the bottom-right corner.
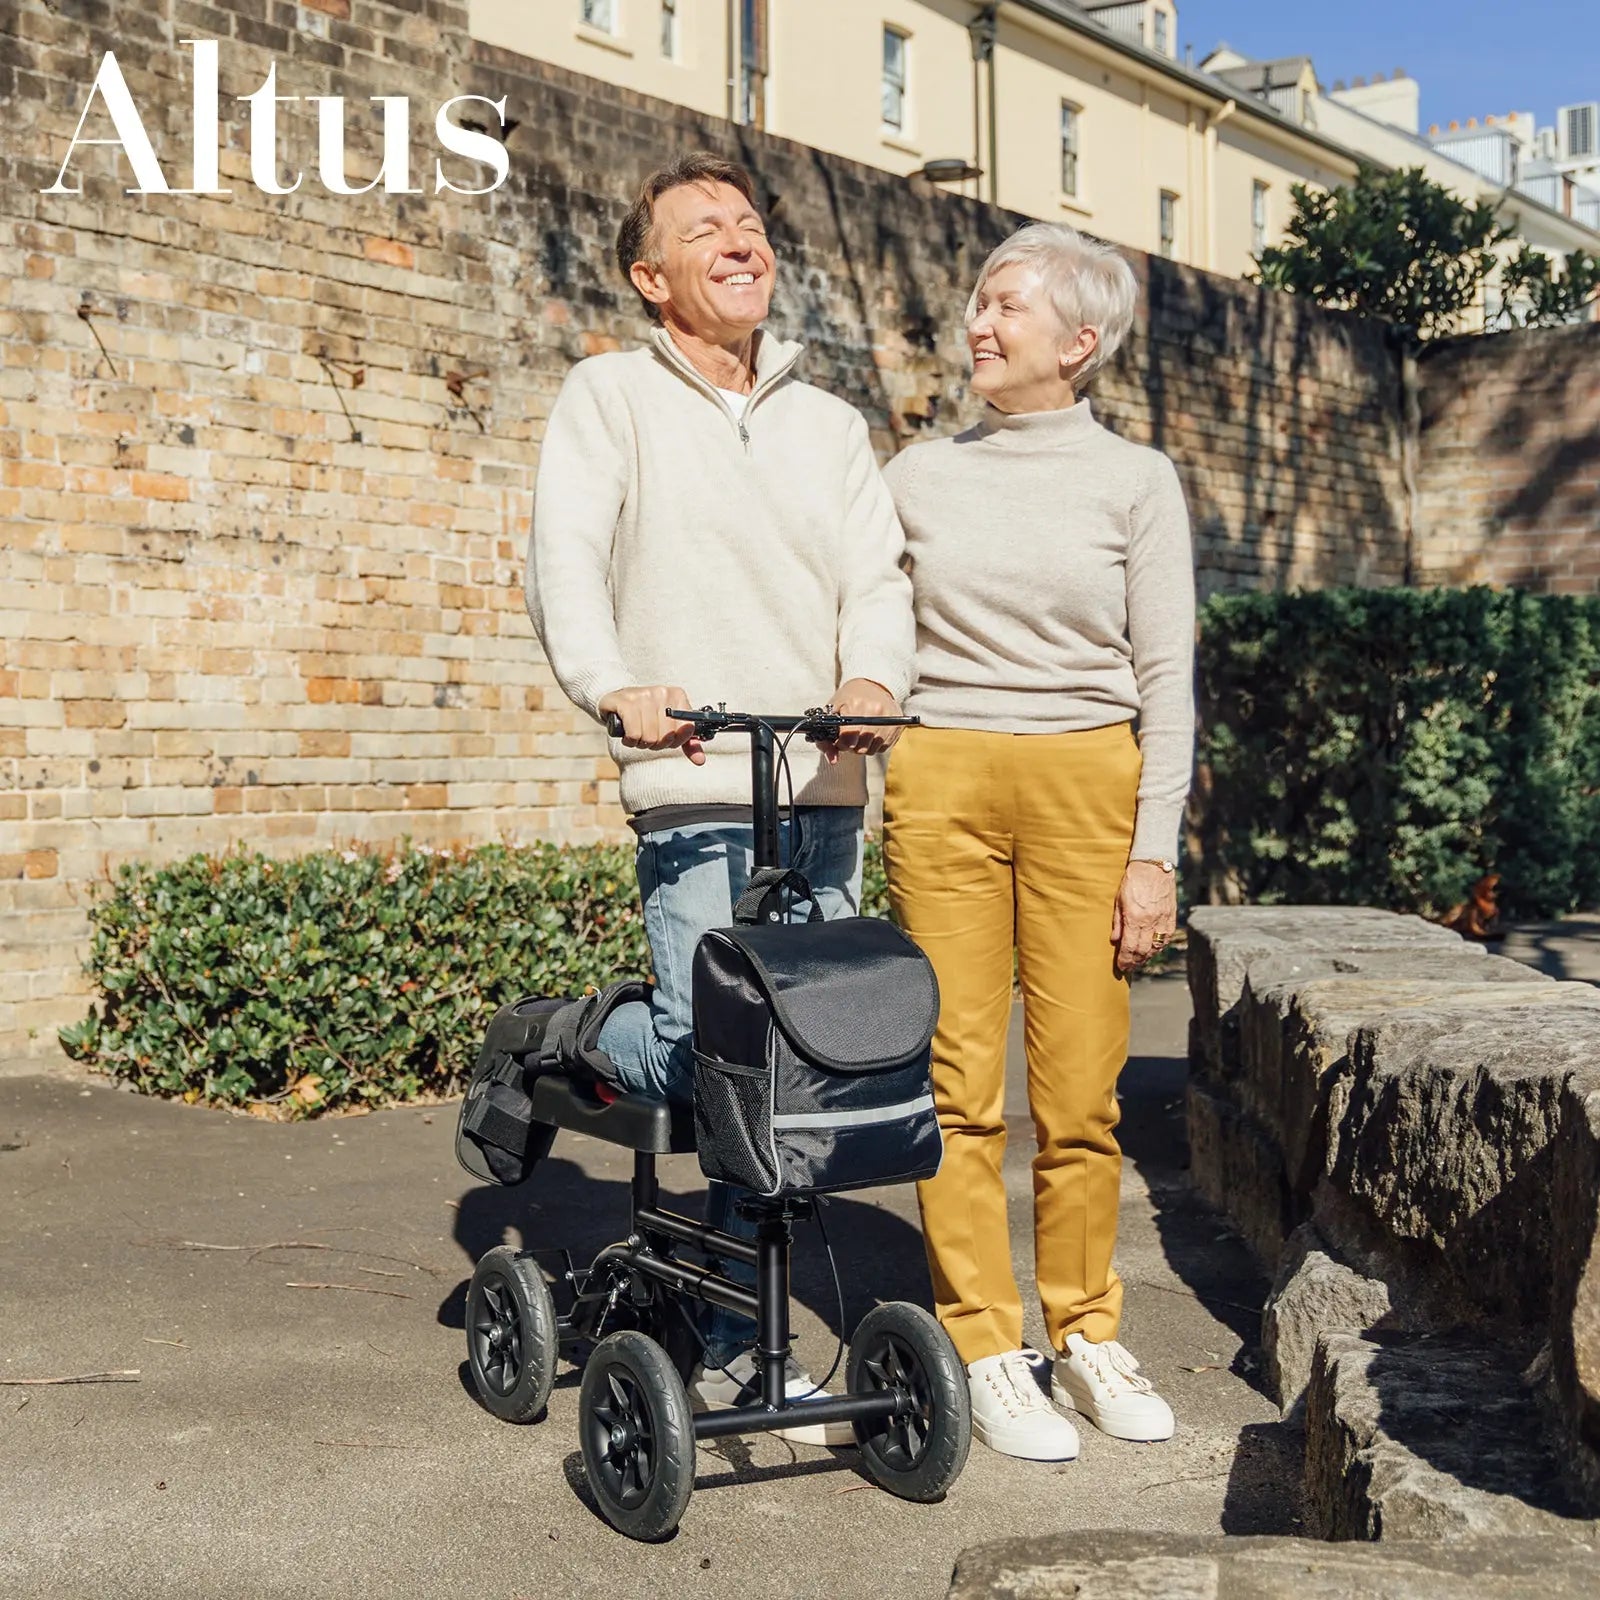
[{"x1": 598, "y1": 806, "x2": 864, "y2": 1365}]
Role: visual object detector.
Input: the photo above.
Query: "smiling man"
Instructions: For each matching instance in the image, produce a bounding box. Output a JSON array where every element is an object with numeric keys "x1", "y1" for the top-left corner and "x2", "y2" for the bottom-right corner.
[{"x1": 524, "y1": 152, "x2": 914, "y2": 1440}]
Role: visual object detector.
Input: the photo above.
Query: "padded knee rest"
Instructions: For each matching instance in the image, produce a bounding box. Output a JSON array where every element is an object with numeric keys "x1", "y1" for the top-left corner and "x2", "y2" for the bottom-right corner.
[{"x1": 528, "y1": 1075, "x2": 698, "y2": 1156}]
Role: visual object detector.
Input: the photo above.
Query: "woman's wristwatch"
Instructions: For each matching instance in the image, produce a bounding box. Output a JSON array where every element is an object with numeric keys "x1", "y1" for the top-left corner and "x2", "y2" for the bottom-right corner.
[{"x1": 1132, "y1": 857, "x2": 1176, "y2": 873}]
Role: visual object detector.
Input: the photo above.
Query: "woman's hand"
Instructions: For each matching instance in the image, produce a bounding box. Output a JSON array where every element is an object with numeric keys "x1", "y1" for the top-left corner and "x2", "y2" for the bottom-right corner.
[
  {"x1": 1111, "y1": 861, "x2": 1177, "y2": 974},
  {"x1": 598, "y1": 685, "x2": 706, "y2": 765}
]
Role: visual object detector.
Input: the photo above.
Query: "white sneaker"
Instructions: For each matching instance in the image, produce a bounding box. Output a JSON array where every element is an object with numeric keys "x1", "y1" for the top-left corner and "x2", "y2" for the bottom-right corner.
[
  {"x1": 1052, "y1": 1333, "x2": 1175, "y2": 1442},
  {"x1": 689, "y1": 1352, "x2": 854, "y2": 1446},
  {"x1": 967, "y1": 1349, "x2": 1080, "y2": 1461}
]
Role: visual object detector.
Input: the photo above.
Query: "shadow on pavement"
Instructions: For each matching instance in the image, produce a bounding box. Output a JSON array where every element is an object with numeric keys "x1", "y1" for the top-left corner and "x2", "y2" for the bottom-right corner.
[
  {"x1": 1117, "y1": 1045, "x2": 1302, "y2": 1537},
  {"x1": 442, "y1": 1153, "x2": 935, "y2": 1343}
]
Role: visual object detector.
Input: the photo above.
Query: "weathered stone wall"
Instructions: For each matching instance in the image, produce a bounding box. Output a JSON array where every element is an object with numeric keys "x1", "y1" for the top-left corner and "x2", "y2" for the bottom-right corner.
[
  {"x1": 1415, "y1": 324, "x2": 1600, "y2": 592},
  {"x1": 1186, "y1": 906, "x2": 1600, "y2": 1543},
  {"x1": 0, "y1": 0, "x2": 1414, "y2": 1059}
]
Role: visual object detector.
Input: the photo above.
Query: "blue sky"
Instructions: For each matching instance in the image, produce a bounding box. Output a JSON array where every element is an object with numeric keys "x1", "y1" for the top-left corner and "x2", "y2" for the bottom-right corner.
[{"x1": 1181, "y1": 1, "x2": 1595, "y2": 132}]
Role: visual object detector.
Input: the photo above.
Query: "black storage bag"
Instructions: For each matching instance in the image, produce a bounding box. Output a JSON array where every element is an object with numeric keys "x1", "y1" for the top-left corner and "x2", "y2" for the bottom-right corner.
[{"x1": 691, "y1": 895, "x2": 943, "y2": 1198}]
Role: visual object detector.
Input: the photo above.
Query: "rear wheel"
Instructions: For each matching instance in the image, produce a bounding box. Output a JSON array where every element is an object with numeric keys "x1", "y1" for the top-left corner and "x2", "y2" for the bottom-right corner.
[
  {"x1": 465, "y1": 1246, "x2": 558, "y2": 1423},
  {"x1": 848, "y1": 1302, "x2": 970, "y2": 1501},
  {"x1": 578, "y1": 1331, "x2": 696, "y2": 1542}
]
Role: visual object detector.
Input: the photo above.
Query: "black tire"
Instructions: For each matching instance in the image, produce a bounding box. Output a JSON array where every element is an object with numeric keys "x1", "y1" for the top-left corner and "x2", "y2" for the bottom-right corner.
[
  {"x1": 578, "y1": 1331, "x2": 696, "y2": 1542},
  {"x1": 465, "y1": 1246, "x2": 558, "y2": 1423},
  {"x1": 848, "y1": 1302, "x2": 971, "y2": 1502}
]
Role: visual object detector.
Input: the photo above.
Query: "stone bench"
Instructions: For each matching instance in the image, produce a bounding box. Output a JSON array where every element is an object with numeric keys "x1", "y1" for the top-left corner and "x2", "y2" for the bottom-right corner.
[{"x1": 1184, "y1": 905, "x2": 1600, "y2": 1539}]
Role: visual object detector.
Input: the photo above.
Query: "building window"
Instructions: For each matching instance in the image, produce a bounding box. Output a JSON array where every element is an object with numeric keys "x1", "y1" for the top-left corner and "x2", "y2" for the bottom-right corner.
[
  {"x1": 882, "y1": 27, "x2": 908, "y2": 133},
  {"x1": 581, "y1": 0, "x2": 616, "y2": 33},
  {"x1": 1251, "y1": 180, "x2": 1269, "y2": 256},
  {"x1": 1060, "y1": 102, "x2": 1080, "y2": 196},
  {"x1": 1566, "y1": 103, "x2": 1596, "y2": 160},
  {"x1": 1159, "y1": 190, "x2": 1178, "y2": 258},
  {"x1": 1153, "y1": 9, "x2": 1169, "y2": 55},
  {"x1": 661, "y1": 0, "x2": 678, "y2": 59},
  {"x1": 740, "y1": 0, "x2": 768, "y2": 128}
]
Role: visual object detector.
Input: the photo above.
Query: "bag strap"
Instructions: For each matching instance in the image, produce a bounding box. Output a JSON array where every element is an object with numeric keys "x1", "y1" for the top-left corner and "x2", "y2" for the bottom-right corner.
[{"x1": 733, "y1": 867, "x2": 824, "y2": 927}]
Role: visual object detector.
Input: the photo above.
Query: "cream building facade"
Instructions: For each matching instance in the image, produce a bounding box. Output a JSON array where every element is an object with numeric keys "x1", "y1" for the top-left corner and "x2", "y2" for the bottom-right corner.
[
  {"x1": 470, "y1": 0, "x2": 1358, "y2": 279},
  {"x1": 472, "y1": 0, "x2": 1600, "y2": 306}
]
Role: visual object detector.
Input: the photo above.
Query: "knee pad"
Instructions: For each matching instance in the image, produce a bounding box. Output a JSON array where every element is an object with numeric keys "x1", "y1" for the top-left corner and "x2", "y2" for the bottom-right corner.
[
  {"x1": 544, "y1": 979, "x2": 651, "y2": 1086},
  {"x1": 455, "y1": 995, "x2": 567, "y2": 1186}
]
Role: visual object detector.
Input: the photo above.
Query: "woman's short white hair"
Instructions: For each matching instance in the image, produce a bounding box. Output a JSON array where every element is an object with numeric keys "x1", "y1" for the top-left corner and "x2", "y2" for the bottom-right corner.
[{"x1": 965, "y1": 222, "x2": 1138, "y2": 382}]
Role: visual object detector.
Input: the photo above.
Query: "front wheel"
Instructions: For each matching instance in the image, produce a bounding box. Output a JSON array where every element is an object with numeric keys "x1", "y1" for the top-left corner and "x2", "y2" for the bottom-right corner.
[
  {"x1": 848, "y1": 1302, "x2": 971, "y2": 1501},
  {"x1": 465, "y1": 1246, "x2": 558, "y2": 1423},
  {"x1": 578, "y1": 1331, "x2": 696, "y2": 1542}
]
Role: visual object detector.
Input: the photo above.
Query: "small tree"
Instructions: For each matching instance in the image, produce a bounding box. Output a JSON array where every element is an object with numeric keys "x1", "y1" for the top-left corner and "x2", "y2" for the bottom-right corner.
[
  {"x1": 1256, "y1": 165, "x2": 1509, "y2": 338},
  {"x1": 1498, "y1": 243, "x2": 1600, "y2": 329}
]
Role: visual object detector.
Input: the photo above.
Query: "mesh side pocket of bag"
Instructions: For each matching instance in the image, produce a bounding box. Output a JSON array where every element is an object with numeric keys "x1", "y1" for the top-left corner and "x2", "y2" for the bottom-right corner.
[{"x1": 693, "y1": 1054, "x2": 779, "y2": 1196}]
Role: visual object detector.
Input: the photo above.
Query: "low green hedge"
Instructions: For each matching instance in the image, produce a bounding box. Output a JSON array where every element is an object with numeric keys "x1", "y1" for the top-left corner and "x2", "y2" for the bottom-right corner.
[
  {"x1": 1193, "y1": 587, "x2": 1600, "y2": 918},
  {"x1": 61, "y1": 838, "x2": 890, "y2": 1114}
]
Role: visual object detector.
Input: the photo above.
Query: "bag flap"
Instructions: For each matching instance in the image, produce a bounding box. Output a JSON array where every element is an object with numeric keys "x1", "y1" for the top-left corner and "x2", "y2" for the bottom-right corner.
[{"x1": 701, "y1": 917, "x2": 939, "y2": 1073}]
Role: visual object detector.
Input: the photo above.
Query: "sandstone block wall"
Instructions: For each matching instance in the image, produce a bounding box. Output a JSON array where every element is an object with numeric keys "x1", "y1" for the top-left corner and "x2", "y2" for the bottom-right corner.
[
  {"x1": 0, "y1": 0, "x2": 1413, "y2": 1059},
  {"x1": 1187, "y1": 906, "x2": 1600, "y2": 1542},
  {"x1": 1415, "y1": 324, "x2": 1600, "y2": 592},
  {"x1": 1, "y1": 0, "x2": 1593, "y2": 1064}
]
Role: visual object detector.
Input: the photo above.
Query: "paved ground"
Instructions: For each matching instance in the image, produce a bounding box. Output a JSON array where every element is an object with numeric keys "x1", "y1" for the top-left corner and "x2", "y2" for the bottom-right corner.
[
  {"x1": 1492, "y1": 915, "x2": 1600, "y2": 984},
  {"x1": 2, "y1": 974, "x2": 1298, "y2": 1600}
]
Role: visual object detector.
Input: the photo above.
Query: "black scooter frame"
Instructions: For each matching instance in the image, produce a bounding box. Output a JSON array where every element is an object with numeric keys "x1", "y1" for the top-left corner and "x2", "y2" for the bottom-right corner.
[{"x1": 557, "y1": 706, "x2": 920, "y2": 1441}]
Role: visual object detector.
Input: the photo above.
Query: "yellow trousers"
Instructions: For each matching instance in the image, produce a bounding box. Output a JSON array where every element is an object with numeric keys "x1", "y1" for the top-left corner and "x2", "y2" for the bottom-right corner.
[{"x1": 884, "y1": 723, "x2": 1139, "y2": 1364}]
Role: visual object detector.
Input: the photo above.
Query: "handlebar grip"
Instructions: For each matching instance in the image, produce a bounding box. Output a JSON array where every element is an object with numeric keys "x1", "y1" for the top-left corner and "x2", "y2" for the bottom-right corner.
[{"x1": 603, "y1": 713, "x2": 625, "y2": 738}]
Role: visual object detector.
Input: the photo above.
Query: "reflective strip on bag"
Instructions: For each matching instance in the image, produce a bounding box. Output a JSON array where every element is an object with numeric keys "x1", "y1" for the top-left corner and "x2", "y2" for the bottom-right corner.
[{"x1": 769, "y1": 1093, "x2": 936, "y2": 1132}]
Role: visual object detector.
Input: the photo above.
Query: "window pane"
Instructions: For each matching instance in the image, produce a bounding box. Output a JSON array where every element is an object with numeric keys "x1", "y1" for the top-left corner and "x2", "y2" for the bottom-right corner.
[
  {"x1": 1154, "y1": 11, "x2": 1168, "y2": 54},
  {"x1": 884, "y1": 29, "x2": 904, "y2": 80},
  {"x1": 582, "y1": 0, "x2": 615, "y2": 31},
  {"x1": 1061, "y1": 104, "x2": 1079, "y2": 196},
  {"x1": 883, "y1": 28, "x2": 906, "y2": 130},
  {"x1": 661, "y1": 0, "x2": 677, "y2": 58}
]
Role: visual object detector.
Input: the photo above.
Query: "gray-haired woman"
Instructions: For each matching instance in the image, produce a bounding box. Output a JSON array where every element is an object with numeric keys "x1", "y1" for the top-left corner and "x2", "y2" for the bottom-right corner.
[{"x1": 882, "y1": 223, "x2": 1195, "y2": 1463}]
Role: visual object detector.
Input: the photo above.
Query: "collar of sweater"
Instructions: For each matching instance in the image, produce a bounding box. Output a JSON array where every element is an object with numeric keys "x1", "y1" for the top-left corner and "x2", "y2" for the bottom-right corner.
[
  {"x1": 974, "y1": 397, "x2": 1100, "y2": 450},
  {"x1": 649, "y1": 325, "x2": 804, "y2": 409}
]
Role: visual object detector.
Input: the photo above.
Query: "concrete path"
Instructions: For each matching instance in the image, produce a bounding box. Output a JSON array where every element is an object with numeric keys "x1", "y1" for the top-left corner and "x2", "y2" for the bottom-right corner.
[
  {"x1": 1494, "y1": 915, "x2": 1600, "y2": 985},
  {"x1": 1, "y1": 975, "x2": 1297, "y2": 1600}
]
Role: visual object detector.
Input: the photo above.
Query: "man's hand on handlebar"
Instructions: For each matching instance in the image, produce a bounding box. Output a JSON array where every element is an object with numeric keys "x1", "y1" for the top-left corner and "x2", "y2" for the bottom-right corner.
[
  {"x1": 818, "y1": 678, "x2": 905, "y2": 762},
  {"x1": 597, "y1": 686, "x2": 706, "y2": 766}
]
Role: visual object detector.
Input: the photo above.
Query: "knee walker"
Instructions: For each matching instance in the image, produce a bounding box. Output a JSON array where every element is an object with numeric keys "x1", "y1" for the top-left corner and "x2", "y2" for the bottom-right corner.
[{"x1": 454, "y1": 706, "x2": 972, "y2": 1542}]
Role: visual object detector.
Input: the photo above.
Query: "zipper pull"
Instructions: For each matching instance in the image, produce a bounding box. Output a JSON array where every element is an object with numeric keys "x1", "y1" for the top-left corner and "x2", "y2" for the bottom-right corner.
[{"x1": 738, "y1": 420, "x2": 750, "y2": 449}]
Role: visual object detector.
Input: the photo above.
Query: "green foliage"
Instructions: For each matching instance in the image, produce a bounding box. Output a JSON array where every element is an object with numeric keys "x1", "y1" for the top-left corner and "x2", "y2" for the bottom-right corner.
[
  {"x1": 1193, "y1": 588, "x2": 1600, "y2": 919},
  {"x1": 1255, "y1": 165, "x2": 1509, "y2": 338},
  {"x1": 63, "y1": 836, "x2": 894, "y2": 1113},
  {"x1": 1497, "y1": 244, "x2": 1600, "y2": 329}
]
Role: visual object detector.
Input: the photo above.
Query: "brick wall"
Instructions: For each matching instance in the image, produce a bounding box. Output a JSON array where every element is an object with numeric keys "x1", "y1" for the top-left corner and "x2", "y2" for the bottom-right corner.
[
  {"x1": 1414, "y1": 324, "x2": 1600, "y2": 591},
  {"x1": 0, "y1": 0, "x2": 1480, "y2": 1061}
]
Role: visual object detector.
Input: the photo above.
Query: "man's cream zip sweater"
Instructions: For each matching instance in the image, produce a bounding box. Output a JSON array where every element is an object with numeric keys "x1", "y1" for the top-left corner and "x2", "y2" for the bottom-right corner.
[{"x1": 527, "y1": 328, "x2": 914, "y2": 814}]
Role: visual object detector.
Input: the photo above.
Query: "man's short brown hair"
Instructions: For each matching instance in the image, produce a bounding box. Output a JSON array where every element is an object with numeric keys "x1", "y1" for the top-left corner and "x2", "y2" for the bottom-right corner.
[{"x1": 615, "y1": 152, "x2": 760, "y2": 321}]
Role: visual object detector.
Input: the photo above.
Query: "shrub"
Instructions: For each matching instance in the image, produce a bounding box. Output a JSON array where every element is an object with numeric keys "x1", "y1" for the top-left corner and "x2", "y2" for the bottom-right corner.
[
  {"x1": 63, "y1": 836, "x2": 893, "y2": 1113},
  {"x1": 1193, "y1": 588, "x2": 1600, "y2": 918}
]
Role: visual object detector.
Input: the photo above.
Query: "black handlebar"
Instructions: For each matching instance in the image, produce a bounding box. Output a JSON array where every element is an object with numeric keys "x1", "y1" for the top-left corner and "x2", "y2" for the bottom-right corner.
[
  {"x1": 600, "y1": 705, "x2": 919, "y2": 874},
  {"x1": 602, "y1": 705, "x2": 919, "y2": 743}
]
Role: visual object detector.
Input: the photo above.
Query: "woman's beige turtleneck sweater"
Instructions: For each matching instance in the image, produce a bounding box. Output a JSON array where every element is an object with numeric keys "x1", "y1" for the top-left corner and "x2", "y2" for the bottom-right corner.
[{"x1": 881, "y1": 399, "x2": 1196, "y2": 861}]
